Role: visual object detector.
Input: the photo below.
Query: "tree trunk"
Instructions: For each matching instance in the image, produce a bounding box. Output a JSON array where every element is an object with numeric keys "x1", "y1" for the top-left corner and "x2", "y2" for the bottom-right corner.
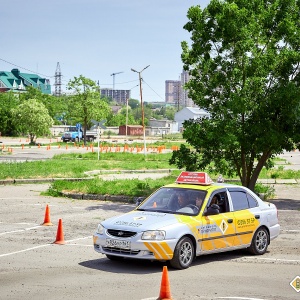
[{"x1": 247, "y1": 150, "x2": 272, "y2": 191}]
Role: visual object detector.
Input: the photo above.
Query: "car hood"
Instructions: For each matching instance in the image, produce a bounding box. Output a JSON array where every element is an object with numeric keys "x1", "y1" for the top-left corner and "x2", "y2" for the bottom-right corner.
[{"x1": 102, "y1": 210, "x2": 179, "y2": 232}]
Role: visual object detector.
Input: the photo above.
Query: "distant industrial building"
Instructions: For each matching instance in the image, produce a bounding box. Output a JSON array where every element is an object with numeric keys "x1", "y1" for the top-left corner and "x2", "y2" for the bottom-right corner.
[
  {"x1": 0, "y1": 68, "x2": 51, "y2": 94},
  {"x1": 101, "y1": 88, "x2": 131, "y2": 105},
  {"x1": 174, "y1": 107, "x2": 210, "y2": 132},
  {"x1": 119, "y1": 125, "x2": 143, "y2": 136}
]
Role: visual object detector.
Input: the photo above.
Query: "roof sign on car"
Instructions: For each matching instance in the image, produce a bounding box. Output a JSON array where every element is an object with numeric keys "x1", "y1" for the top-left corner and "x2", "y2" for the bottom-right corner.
[{"x1": 176, "y1": 171, "x2": 213, "y2": 185}]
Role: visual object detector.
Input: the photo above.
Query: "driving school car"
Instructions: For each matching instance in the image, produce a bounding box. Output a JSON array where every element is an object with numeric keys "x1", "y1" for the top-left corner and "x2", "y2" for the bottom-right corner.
[{"x1": 93, "y1": 172, "x2": 280, "y2": 269}]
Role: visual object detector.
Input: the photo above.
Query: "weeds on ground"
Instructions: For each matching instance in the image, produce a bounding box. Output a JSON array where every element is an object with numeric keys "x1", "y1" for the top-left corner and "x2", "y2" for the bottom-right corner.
[{"x1": 45, "y1": 174, "x2": 177, "y2": 198}]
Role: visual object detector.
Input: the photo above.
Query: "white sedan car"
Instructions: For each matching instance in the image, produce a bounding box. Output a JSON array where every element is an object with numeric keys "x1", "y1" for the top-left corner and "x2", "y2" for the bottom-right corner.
[{"x1": 93, "y1": 172, "x2": 280, "y2": 269}]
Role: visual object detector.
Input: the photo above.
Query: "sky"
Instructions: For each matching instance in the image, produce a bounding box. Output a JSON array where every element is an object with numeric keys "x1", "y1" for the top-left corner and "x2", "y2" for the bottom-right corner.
[{"x1": 1, "y1": 0, "x2": 210, "y2": 102}]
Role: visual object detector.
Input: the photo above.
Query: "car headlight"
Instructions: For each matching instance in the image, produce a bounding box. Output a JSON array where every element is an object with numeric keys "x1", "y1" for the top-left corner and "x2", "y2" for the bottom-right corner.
[
  {"x1": 142, "y1": 230, "x2": 165, "y2": 240},
  {"x1": 96, "y1": 224, "x2": 105, "y2": 235}
]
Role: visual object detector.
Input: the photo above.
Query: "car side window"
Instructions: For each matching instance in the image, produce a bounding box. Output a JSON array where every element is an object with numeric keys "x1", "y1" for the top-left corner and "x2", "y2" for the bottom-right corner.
[
  {"x1": 229, "y1": 191, "x2": 249, "y2": 211},
  {"x1": 247, "y1": 193, "x2": 258, "y2": 208}
]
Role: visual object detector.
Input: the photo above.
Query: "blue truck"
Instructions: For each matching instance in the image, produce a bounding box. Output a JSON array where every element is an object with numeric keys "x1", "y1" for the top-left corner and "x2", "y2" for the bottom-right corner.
[{"x1": 61, "y1": 126, "x2": 98, "y2": 142}]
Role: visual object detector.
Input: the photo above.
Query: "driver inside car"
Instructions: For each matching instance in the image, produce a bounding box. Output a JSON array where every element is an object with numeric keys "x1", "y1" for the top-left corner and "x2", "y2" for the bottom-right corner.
[{"x1": 177, "y1": 191, "x2": 190, "y2": 209}]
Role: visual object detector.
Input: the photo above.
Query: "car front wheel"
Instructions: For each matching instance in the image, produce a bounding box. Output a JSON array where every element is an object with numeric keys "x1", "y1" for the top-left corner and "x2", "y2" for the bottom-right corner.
[
  {"x1": 170, "y1": 237, "x2": 194, "y2": 269},
  {"x1": 248, "y1": 227, "x2": 269, "y2": 255}
]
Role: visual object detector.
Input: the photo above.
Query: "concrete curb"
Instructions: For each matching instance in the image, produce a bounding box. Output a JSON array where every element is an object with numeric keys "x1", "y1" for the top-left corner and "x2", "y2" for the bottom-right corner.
[
  {"x1": 1, "y1": 171, "x2": 299, "y2": 204},
  {"x1": 61, "y1": 191, "x2": 142, "y2": 203}
]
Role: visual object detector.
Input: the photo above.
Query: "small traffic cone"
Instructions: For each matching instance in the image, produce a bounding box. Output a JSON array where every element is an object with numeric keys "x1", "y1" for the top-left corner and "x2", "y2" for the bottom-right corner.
[
  {"x1": 42, "y1": 205, "x2": 52, "y2": 226},
  {"x1": 157, "y1": 266, "x2": 172, "y2": 300},
  {"x1": 153, "y1": 202, "x2": 157, "y2": 208},
  {"x1": 54, "y1": 219, "x2": 65, "y2": 245}
]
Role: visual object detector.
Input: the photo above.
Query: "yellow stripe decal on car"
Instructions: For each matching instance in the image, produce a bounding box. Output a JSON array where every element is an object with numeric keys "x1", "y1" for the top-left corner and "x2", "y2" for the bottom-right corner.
[{"x1": 143, "y1": 242, "x2": 173, "y2": 260}]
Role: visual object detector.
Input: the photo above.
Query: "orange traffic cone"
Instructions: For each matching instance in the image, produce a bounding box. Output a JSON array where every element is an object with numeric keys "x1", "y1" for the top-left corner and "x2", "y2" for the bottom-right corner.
[
  {"x1": 157, "y1": 266, "x2": 172, "y2": 300},
  {"x1": 54, "y1": 219, "x2": 65, "y2": 245},
  {"x1": 153, "y1": 202, "x2": 157, "y2": 208},
  {"x1": 42, "y1": 205, "x2": 53, "y2": 226}
]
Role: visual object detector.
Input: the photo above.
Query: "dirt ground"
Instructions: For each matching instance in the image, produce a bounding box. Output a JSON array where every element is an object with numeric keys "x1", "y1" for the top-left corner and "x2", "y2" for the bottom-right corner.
[{"x1": 270, "y1": 184, "x2": 300, "y2": 209}]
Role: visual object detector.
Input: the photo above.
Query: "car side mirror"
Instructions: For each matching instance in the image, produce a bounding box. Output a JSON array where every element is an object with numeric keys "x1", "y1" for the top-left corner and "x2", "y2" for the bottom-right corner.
[
  {"x1": 135, "y1": 197, "x2": 146, "y2": 206},
  {"x1": 204, "y1": 204, "x2": 220, "y2": 216}
]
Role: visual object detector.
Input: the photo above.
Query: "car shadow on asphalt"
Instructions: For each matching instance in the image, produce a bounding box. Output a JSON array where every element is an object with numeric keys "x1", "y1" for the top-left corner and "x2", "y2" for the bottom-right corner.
[
  {"x1": 79, "y1": 249, "x2": 252, "y2": 274},
  {"x1": 85, "y1": 203, "x2": 135, "y2": 213},
  {"x1": 268, "y1": 198, "x2": 300, "y2": 210}
]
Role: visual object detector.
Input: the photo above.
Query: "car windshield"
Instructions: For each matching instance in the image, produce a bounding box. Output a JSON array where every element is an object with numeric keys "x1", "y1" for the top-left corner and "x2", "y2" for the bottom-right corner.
[{"x1": 137, "y1": 187, "x2": 207, "y2": 216}]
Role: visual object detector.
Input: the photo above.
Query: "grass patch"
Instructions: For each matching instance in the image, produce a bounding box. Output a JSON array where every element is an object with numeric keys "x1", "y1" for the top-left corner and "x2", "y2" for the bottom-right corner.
[
  {"x1": 46, "y1": 174, "x2": 178, "y2": 198},
  {"x1": 259, "y1": 166, "x2": 300, "y2": 179},
  {"x1": 0, "y1": 152, "x2": 173, "y2": 180},
  {"x1": 0, "y1": 150, "x2": 297, "y2": 200}
]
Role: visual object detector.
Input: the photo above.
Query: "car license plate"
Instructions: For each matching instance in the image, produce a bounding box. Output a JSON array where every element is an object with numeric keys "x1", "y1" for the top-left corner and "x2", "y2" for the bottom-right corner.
[{"x1": 105, "y1": 238, "x2": 131, "y2": 249}]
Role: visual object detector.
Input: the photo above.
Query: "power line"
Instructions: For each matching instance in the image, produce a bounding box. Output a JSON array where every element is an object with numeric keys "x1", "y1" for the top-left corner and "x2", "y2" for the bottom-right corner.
[
  {"x1": 142, "y1": 79, "x2": 165, "y2": 101},
  {"x1": 0, "y1": 58, "x2": 165, "y2": 101},
  {"x1": 0, "y1": 57, "x2": 54, "y2": 78},
  {"x1": 97, "y1": 79, "x2": 138, "y2": 86}
]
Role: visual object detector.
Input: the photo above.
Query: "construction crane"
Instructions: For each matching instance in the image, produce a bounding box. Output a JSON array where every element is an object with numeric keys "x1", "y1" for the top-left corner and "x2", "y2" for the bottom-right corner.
[{"x1": 110, "y1": 71, "x2": 123, "y2": 101}]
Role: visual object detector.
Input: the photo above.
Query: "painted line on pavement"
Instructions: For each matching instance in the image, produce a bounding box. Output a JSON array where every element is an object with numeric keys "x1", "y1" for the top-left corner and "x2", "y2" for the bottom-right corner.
[
  {"x1": 0, "y1": 244, "x2": 51, "y2": 258},
  {"x1": 217, "y1": 297, "x2": 267, "y2": 300},
  {"x1": 243, "y1": 257, "x2": 300, "y2": 263},
  {"x1": 0, "y1": 225, "x2": 42, "y2": 236},
  {"x1": 0, "y1": 236, "x2": 92, "y2": 258}
]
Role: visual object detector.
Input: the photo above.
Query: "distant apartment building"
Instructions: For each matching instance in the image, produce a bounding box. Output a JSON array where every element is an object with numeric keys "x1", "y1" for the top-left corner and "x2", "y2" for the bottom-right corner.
[
  {"x1": 100, "y1": 88, "x2": 130, "y2": 105},
  {"x1": 165, "y1": 80, "x2": 181, "y2": 106},
  {"x1": 165, "y1": 70, "x2": 196, "y2": 108},
  {"x1": 180, "y1": 70, "x2": 195, "y2": 107},
  {"x1": 0, "y1": 68, "x2": 51, "y2": 94}
]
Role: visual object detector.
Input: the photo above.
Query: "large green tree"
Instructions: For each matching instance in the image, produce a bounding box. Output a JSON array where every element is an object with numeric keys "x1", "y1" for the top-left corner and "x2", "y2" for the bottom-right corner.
[
  {"x1": 19, "y1": 86, "x2": 68, "y2": 124},
  {"x1": 106, "y1": 106, "x2": 138, "y2": 126},
  {"x1": 170, "y1": 0, "x2": 300, "y2": 190},
  {"x1": 0, "y1": 92, "x2": 19, "y2": 136},
  {"x1": 67, "y1": 75, "x2": 110, "y2": 144},
  {"x1": 12, "y1": 99, "x2": 53, "y2": 143}
]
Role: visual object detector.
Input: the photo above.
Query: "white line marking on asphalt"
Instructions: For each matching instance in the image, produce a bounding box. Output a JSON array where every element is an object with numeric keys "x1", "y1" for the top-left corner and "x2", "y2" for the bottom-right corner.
[
  {"x1": 217, "y1": 298, "x2": 267, "y2": 300},
  {"x1": 0, "y1": 225, "x2": 42, "y2": 235},
  {"x1": 66, "y1": 244, "x2": 93, "y2": 247},
  {"x1": 249, "y1": 257, "x2": 300, "y2": 262},
  {"x1": 66, "y1": 236, "x2": 92, "y2": 243},
  {"x1": 243, "y1": 257, "x2": 300, "y2": 263},
  {"x1": 0, "y1": 236, "x2": 92, "y2": 258},
  {"x1": 0, "y1": 244, "x2": 51, "y2": 258}
]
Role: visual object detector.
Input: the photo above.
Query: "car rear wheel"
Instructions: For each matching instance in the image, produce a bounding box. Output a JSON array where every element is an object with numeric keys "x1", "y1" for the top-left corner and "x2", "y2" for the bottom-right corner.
[
  {"x1": 170, "y1": 237, "x2": 194, "y2": 269},
  {"x1": 248, "y1": 227, "x2": 269, "y2": 255}
]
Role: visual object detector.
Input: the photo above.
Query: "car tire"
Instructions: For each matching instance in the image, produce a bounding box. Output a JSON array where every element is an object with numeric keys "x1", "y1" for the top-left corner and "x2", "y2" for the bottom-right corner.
[
  {"x1": 170, "y1": 236, "x2": 194, "y2": 269},
  {"x1": 106, "y1": 254, "x2": 124, "y2": 261},
  {"x1": 248, "y1": 227, "x2": 269, "y2": 255}
]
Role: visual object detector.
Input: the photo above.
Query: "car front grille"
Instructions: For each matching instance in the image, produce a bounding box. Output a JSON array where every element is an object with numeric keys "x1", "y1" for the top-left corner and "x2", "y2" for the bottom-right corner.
[
  {"x1": 102, "y1": 247, "x2": 140, "y2": 255},
  {"x1": 107, "y1": 229, "x2": 137, "y2": 238}
]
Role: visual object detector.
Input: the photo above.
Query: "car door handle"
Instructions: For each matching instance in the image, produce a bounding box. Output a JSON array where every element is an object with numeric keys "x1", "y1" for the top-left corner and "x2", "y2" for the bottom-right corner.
[
  {"x1": 227, "y1": 219, "x2": 233, "y2": 223},
  {"x1": 255, "y1": 215, "x2": 260, "y2": 219}
]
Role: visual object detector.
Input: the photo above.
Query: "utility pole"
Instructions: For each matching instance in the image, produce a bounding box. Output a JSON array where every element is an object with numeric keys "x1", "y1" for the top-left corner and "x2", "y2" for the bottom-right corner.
[
  {"x1": 131, "y1": 65, "x2": 150, "y2": 155},
  {"x1": 110, "y1": 71, "x2": 123, "y2": 102},
  {"x1": 125, "y1": 84, "x2": 139, "y2": 140},
  {"x1": 177, "y1": 75, "x2": 181, "y2": 112}
]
